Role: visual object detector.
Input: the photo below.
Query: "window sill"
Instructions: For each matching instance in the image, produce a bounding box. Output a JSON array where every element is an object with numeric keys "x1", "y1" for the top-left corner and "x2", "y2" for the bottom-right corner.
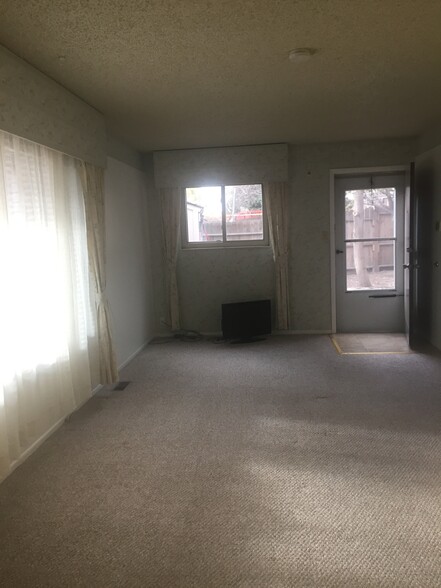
[{"x1": 181, "y1": 244, "x2": 271, "y2": 251}]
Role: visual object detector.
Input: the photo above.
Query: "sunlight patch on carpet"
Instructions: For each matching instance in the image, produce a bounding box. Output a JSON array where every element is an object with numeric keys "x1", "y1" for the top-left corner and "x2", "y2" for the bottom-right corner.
[{"x1": 331, "y1": 333, "x2": 412, "y2": 355}]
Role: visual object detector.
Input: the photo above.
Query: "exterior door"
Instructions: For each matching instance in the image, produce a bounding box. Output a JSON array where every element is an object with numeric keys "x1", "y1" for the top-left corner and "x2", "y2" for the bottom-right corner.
[
  {"x1": 335, "y1": 173, "x2": 405, "y2": 333},
  {"x1": 413, "y1": 158, "x2": 436, "y2": 345},
  {"x1": 404, "y1": 163, "x2": 418, "y2": 346}
]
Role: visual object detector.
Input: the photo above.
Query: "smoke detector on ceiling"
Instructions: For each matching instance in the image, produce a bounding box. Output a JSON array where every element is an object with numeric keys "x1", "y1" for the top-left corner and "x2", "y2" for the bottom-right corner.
[{"x1": 288, "y1": 48, "x2": 316, "y2": 63}]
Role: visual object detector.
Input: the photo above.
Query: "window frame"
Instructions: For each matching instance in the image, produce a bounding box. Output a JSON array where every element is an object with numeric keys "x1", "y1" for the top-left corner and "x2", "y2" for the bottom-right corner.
[{"x1": 181, "y1": 183, "x2": 269, "y2": 249}]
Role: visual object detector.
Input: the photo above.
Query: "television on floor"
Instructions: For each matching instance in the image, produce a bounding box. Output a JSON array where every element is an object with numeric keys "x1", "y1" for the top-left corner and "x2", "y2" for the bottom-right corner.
[{"x1": 221, "y1": 299, "x2": 271, "y2": 341}]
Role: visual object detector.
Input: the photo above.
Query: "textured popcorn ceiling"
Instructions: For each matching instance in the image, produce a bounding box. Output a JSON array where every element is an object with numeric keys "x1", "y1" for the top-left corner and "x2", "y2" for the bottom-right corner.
[{"x1": 0, "y1": 0, "x2": 440, "y2": 151}]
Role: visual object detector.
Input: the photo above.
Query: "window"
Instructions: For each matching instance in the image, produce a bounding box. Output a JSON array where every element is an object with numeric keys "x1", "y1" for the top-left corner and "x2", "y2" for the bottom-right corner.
[
  {"x1": 183, "y1": 184, "x2": 267, "y2": 247},
  {"x1": 345, "y1": 187, "x2": 397, "y2": 290},
  {"x1": 0, "y1": 130, "x2": 96, "y2": 479}
]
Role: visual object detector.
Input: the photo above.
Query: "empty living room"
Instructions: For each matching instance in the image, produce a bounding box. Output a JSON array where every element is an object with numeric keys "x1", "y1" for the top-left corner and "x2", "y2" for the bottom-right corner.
[{"x1": 0, "y1": 2, "x2": 441, "y2": 587}]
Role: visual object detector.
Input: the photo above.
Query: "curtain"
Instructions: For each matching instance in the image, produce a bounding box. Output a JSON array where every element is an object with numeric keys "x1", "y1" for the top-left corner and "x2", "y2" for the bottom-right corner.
[
  {"x1": 159, "y1": 188, "x2": 181, "y2": 331},
  {"x1": 78, "y1": 162, "x2": 118, "y2": 384},
  {"x1": 0, "y1": 130, "x2": 95, "y2": 480},
  {"x1": 264, "y1": 182, "x2": 290, "y2": 330}
]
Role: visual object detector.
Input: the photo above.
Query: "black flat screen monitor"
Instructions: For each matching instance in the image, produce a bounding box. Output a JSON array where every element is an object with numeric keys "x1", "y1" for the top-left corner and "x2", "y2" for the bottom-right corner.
[{"x1": 221, "y1": 299, "x2": 271, "y2": 340}]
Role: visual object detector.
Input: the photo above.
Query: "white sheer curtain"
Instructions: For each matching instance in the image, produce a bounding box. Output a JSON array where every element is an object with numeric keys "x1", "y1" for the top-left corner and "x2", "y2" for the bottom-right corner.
[
  {"x1": 78, "y1": 162, "x2": 118, "y2": 384},
  {"x1": 159, "y1": 187, "x2": 181, "y2": 331},
  {"x1": 0, "y1": 131, "x2": 95, "y2": 481},
  {"x1": 264, "y1": 181, "x2": 290, "y2": 330}
]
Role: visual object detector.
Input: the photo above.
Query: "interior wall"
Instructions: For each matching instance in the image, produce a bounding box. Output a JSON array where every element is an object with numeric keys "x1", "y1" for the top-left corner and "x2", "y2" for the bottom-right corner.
[
  {"x1": 415, "y1": 144, "x2": 441, "y2": 351},
  {"x1": 105, "y1": 156, "x2": 155, "y2": 367},
  {"x1": 107, "y1": 134, "x2": 145, "y2": 171},
  {"x1": 145, "y1": 154, "x2": 168, "y2": 335},
  {"x1": 178, "y1": 247, "x2": 274, "y2": 333},
  {"x1": 417, "y1": 120, "x2": 441, "y2": 155},
  {"x1": 153, "y1": 235, "x2": 275, "y2": 335},
  {"x1": 154, "y1": 144, "x2": 289, "y2": 187},
  {"x1": 289, "y1": 138, "x2": 416, "y2": 331},
  {"x1": 152, "y1": 144, "x2": 287, "y2": 334},
  {"x1": 151, "y1": 138, "x2": 416, "y2": 335}
]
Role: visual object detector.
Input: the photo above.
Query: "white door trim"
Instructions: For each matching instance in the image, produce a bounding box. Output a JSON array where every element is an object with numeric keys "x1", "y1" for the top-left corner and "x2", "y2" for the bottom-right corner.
[{"x1": 329, "y1": 165, "x2": 409, "y2": 333}]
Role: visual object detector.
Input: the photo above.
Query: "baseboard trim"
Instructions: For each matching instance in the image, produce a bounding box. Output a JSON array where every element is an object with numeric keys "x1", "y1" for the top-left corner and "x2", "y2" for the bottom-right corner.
[
  {"x1": 91, "y1": 383, "x2": 103, "y2": 395},
  {"x1": 198, "y1": 330, "x2": 332, "y2": 337},
  {"x1": 2, "y1": 416, "x2": 66, "y2": 483},
  {"x1": 200, "y1": 331, "x2": 222, "y2": 337},
  {"x1": 1, "y1": 380, "x2": 107, "y2": 484},
  {"x1": 117, "y1": 338, "x2": 153, "y2": 371},
  {"x1": 274, "y1": 330, "x2": 332, "y2": 335}
]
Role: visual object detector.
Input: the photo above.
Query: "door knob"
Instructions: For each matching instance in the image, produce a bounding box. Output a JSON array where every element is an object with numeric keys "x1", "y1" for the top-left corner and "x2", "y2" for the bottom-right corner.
[{"x1": 434, "y1": 261, "x2": 440, "y2": 268}]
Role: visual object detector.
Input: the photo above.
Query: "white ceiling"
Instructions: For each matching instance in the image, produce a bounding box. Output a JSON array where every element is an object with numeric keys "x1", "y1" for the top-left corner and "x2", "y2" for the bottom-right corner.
[{"x1": 1, "y1": 0, "x2": 441, "y2": 152}]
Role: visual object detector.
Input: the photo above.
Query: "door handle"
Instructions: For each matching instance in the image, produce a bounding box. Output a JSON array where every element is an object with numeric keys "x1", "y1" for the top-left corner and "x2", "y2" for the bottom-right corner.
[
  {"x1": 403, "y1": 263, "x2": 420, "y2": 269},
  {"x1": 336, "y1": 249, "x2": 344, "y2": 254}
]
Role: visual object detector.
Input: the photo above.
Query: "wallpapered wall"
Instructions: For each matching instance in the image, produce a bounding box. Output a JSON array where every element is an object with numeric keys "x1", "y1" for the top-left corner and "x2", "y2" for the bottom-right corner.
[
  {"x1": 289, "y1": 138, "x2": 416, "y2": 331},
  {"x1": 153, "y1": 144, "x2": 289, "y2": 186},
  {"x1": 178, "y1": 247, "x2": 274, "y2": 333},
  {"x1": 152, "y1": 144, "x2": 288, "y2": 333},
  {"x1": 0, "y1": 45, "x2": 106, "y2": 166},
  {"x1": 151, "y1": 139, "x2": 416, "y2": 334}
]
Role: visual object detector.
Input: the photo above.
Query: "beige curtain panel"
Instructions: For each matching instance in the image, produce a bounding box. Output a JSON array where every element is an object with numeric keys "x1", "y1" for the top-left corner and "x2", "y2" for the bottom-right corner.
[
  {"x1": 78, "y1": 162, "x2": 119, "y2": 384},
  {"x1": 264, "y1": 181, "x2": 290, "y2": 330},
  {"x1": 0, "y1": 130, "x2": 95, "y2": 480},
  {"x1": 159, "y1": 187, "x2": 182, "y2": 331}
]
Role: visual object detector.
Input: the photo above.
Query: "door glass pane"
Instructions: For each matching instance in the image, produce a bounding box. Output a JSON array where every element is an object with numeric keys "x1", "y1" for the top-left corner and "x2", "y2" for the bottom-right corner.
[
  {"x1": 225, "y1": 184, "x2": 263, "y2": 241},
  {"x1": 346, "y1": 240, "x2": 396, "y2": 290},
  {"x1": 186, "y1": 187, "x2": 222, "y2": 242},
  {"x1": 345, "y1": 188, "x2": 396, "y2": 240}
]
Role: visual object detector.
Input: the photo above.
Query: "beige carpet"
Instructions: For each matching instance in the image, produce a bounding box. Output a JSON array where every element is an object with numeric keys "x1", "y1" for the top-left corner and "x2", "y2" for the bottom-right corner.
[
  {"x1": 0, "y1": 335, "x2": 440, "y2": 587},
  {"x1": 331, "y1": 333, "x2": 412, "y2": 354}
]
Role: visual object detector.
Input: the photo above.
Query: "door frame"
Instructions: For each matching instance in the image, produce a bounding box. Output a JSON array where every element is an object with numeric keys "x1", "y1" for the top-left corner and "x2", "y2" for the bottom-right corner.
[{"x1": 329, "y1": 165, "x2": 409, "y2": 333}]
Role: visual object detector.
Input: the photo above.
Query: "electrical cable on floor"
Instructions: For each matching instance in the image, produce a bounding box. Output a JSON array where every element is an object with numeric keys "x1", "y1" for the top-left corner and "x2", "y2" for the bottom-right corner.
[
  {"x1": 151, "y1": 320, "x2": 203, "y2": 343},
  {"x1": 173, "y1": 329, "x2": 203, "y2": 342},
  {"x1": 151, "y1": 319, "x2": 226, "y2": 344}
]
